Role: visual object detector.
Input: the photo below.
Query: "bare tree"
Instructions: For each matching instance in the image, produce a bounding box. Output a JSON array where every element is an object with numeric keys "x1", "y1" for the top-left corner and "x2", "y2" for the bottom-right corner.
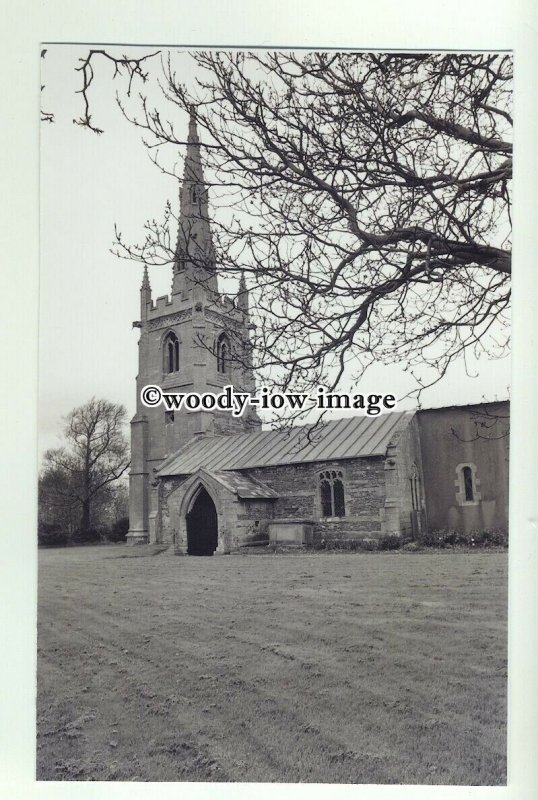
[
  {"x1": 40, "y1": 47, "x2": 160, "y2": 131},
  {"x1": 73, "y1": 49, "x2": 161, "y2": 133},
  {"x1": 450, "y1": 403, "x2": 510, "y2": 442},
  {"x1": 40, "y1": 398, "x2": 130, "y2": 538},
  {"x1": 38, "y1": 465, "x2": 80, "y2": 543},
  {"x1": 111, "y1": 51, "x2": 511, "y2": 401}
]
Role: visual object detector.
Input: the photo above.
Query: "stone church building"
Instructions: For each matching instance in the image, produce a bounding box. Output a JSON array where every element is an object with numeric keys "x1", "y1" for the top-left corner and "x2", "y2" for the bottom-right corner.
[{"x1": 127, "y1": 115, "x2": 509, "y2": 554}]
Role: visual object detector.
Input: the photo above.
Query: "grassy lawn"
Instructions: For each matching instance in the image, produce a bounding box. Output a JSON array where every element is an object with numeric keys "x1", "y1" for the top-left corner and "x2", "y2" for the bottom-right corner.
[{"x1": 37, "y1": 546, "x2": 507, "y2": 784}]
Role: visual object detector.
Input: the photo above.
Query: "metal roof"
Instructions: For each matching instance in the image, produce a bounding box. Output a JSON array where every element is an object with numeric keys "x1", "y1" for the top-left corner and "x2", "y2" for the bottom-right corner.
[
  {"x1": 158, "y1": 411, "x2": 413, "y2": 476},
  {"x1": 209, "y1": 470, "x2": 279, "y2": 499}
]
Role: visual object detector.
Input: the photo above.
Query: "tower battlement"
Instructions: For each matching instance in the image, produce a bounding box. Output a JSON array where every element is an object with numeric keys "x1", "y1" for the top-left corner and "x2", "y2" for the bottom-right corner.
[
  {"x1": 150, "y1": 294, "x2": 174, "y2": 314},
  {"x1": 143, "y1": 287, "x2": 248, "y2": 323}
]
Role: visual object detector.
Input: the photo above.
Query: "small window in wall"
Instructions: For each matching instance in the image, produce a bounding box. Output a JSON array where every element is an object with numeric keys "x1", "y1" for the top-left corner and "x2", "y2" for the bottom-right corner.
[
  {"x1": 216, "y1": 333, "x2": 231, "y2": 375},
  {"x1": 165, "y1": 411, "x2": 175, "y2": 424},
  {"x1": 463, "y1": 466, "x2": 474, "y2": 501},
  {"x1": 191, "y1": 185, "x2": 199, "y2": 204},
  {"x1": 455, "y1": 463, "x2": 481, "y2": 506},
  {"x1": 164, "y1": 331, "x2": 180, "y2": 374},
  {"x1": 319, "y1": 470, "x2": 346, "y2": 518}
]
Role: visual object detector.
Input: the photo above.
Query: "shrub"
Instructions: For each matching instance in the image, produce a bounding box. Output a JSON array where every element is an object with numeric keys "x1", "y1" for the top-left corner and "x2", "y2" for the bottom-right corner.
[
  {"x1": 418, "y1": 528, "x2": 508, "y2": 548},
  {"x1": 106, "y1": 516, "x2": 130, "y2": 543},
  {"x1": 474, "y1": 528, "x2": 508, "y2": 547},
  {"x1": 357, "y1": 538, "x2": 378, "y2": 551},
  {"x1": 315, "y1": 536, "x2": 401, "y2": 552},
  {"x1": 314, "y1": 537, "x2": 362, "y2": 551},
  {"x1": 38, "y1": 522, "x2": 68, "y2": 547},
  {"x1": 376, "y1": 535, "x2": 401, "y2": 551},
  {"x1": 72, "y1": 527, "x2": 102, "y2": 544},
  {"x1": 402, "y1": 541, "x2": 420, "y2": 552}
]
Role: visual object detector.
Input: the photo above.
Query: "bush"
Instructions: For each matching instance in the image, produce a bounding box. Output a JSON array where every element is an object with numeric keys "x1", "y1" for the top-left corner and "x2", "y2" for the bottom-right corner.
[
  {"x1": 72, "y1": 527, "x2": 102, "y2": 544},
  {"x1": 480, "y1": 528, "x2": 508, "y2": 547},
  {"x1": 356, "y1": 538, "x2": 378, "y2": 551},
  {"x1": 419, "y1": 529, "x2": 460, "y2": 548},
  {"x1": 106, "y1": 516, "x2": 130, "y2": 543},
  {"x1": 402, "y1": 541, "x2": 420, "y2": 552},
  {"x1": 314, "y1": 537, "x2": 361, "y2": 551},
  {"x1": 418, "y1": 528, "x2": 508, "y2": 548},
  {"x1": 38, "y1": 522, "x2": 68, "y2": 547},
  {"x1": 314, "y1": 536, "x2": 402, "y2": 552},
  {"x1": 376, "y1": 535, "x2": 401, "y2": 551}
]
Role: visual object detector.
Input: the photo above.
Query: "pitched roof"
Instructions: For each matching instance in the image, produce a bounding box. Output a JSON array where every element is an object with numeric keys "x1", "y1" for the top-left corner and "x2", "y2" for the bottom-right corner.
[
  {"x1": 158, "y1": 411, "x2": 413, "y2": 476},
  {"x1": 209, "y1": 470, "x2": 279, "y2": 499}
]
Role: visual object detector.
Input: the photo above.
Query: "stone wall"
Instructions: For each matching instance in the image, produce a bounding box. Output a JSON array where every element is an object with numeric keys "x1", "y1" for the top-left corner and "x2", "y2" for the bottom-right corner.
[
  {"x1": 156, "y1": 473, "x2": 275, "y2": 553},
  {"x1": 417, "y1": 402, "x2": 509, "y2": 533},
  {"x1": 243, "y1": 458, "x2": 387, "y2": 544},
  {"x1": 129, "y1": 283, "x2": 259, "y2": 544},
  {"x1": 152, "y1": 406, "x2": 454, "y2": 551},
  {"x1": 155, "y1": 456, "x2": 391, "y2": 550},
  {"x1": 382, "y1": 414, "x2": 425, "y2": 538}
]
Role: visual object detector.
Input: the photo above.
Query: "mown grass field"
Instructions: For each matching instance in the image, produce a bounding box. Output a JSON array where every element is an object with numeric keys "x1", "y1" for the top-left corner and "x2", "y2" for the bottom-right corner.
[{"x1": 37, "y1": 546, "x2": 507, "y2": 784}]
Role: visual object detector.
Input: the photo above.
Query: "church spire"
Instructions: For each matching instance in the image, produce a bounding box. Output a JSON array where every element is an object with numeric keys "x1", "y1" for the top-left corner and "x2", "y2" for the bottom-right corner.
[
  {"x1": 141, "y1": 263, "x2": 151, "y2": 290},
  {"x1": 237, "y1": 270, "x2": 249, "y2": 315},
  {"x1": 173, "y1": 108, "x2": 217, "y2": 296},
  {"x1": 140, "y1": 264, "x2": 152, "y2": 319}
]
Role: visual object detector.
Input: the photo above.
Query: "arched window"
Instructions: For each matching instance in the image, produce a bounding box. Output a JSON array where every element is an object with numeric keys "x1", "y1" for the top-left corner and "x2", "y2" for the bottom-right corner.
[
  {"x1": 191, "y1": 185, "x2": 199, "y2": 204},
  {"x1": 216, "y1": 333, "x2": 231, "y2": 374},
  {"x1": 462, "y1": 466, "x2": 474, "y2": 502},
  {"x1": 319, "y1": 469, "x2": 346, "y2": 518},
  {"x1": 455, "y1": 463, "x2": 481, "y2": 506},
  {"x1": 320, "y1": 477, "x2": 332, "y2": 517},
  {"x1": 163, "y1": 331, "x2": 180, "y2": 374}
]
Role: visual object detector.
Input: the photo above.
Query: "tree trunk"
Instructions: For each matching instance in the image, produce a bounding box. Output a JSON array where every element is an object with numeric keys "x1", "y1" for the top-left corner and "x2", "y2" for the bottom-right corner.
[{"x1": 80, "y1": 499, "x2": 91, "y2": 537}]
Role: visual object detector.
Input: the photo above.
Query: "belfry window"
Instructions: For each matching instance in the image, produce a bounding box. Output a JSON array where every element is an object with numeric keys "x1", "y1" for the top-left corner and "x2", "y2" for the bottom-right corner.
[
  {"x1": 319, "y1": 470, "x2": 346, "y2": 518},
  {"x1": 216, "y1": 333, "x2": 231, "y2": 375},
  {"x1": 164, "y1": 331, "x2": 180, "y2": 374}
]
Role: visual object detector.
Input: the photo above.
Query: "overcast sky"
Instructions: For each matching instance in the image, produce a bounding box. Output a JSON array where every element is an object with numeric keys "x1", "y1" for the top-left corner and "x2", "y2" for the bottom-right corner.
[{"x1": 39, "y1": 45, "x2": 511, "y2": 457}]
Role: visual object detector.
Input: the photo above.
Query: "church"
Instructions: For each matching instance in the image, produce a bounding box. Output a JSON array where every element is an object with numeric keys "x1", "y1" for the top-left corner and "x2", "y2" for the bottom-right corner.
[{"x1": 126, "y1": 115, "x2": 509, "y2": 554}]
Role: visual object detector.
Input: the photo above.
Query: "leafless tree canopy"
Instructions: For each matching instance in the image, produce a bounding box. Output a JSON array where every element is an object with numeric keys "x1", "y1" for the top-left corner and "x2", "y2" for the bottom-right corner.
[
  {"x1": 40, "y1": 398, "x2": 130, "y2": 536},
  {"x1": 113, "y1": 51, "x2": 512, "y2": 397}
]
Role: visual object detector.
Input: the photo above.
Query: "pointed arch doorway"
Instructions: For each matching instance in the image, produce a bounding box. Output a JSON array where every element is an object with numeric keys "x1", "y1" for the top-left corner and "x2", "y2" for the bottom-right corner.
[{"x1": 186, "y1": 487, "x2": 218, "y2": 556}]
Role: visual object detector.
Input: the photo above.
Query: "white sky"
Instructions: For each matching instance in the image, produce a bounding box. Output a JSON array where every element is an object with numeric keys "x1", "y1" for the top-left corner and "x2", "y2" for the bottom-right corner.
[{"x1": 39, "y1": 45, "x2": 511, "y2": 455}]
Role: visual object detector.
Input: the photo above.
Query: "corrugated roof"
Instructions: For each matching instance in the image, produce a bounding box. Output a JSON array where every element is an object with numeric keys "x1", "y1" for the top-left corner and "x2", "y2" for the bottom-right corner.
[{"x1": 158, "y1": 411, "x2": 413, "y2": 476}]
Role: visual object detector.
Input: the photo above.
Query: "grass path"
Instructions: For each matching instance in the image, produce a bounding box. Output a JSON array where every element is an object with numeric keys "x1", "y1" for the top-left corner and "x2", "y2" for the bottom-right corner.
[{"x1": 37, "y1": 547, "x2": 507, "y2": 783}]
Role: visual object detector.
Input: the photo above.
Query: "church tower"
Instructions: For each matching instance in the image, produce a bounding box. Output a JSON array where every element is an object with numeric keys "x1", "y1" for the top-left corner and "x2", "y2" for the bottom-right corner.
[{"x1": 127, "y1": 111, "x2": 259, "y2": 544}]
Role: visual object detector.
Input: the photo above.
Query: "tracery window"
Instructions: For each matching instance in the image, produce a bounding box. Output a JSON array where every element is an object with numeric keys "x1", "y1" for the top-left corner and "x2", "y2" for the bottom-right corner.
[
  {"x1": 164, "y1": 331, "x2": 180, "y2": 374},
  {"x1": 216, "y1": 333, "x2": 231, "y2": 374},
  {"x1": 319, "y1": 469, "x2": 346, "y2": 518}
]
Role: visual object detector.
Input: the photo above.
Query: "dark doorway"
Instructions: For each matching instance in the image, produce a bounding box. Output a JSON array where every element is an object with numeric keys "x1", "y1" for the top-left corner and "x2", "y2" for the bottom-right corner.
[{"x1": 186, "y1": 487, "x2": 218, "y2": 556}]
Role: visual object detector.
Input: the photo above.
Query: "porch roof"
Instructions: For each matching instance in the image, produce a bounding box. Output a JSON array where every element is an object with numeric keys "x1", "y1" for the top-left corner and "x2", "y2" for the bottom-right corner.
[{"x1": 209, "y1": 470, "x2": 279, "y2": 499}]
